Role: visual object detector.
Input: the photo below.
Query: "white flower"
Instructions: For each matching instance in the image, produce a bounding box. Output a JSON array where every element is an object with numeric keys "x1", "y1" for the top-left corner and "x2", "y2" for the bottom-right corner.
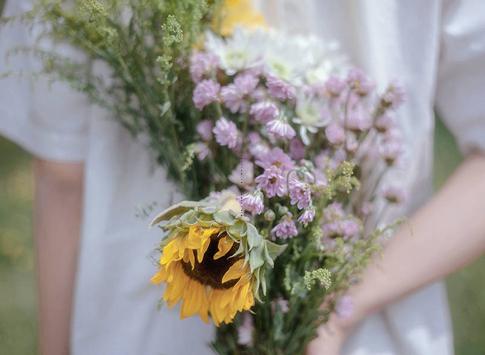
[{"x1": 293, "y1": 94, "x2": 331, "y2": 145}]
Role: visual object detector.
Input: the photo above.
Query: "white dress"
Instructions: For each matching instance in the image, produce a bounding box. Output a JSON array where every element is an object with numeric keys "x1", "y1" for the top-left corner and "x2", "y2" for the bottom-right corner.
[{"x1": 1, "y1": 0, "x2": 485, "y2": 354}]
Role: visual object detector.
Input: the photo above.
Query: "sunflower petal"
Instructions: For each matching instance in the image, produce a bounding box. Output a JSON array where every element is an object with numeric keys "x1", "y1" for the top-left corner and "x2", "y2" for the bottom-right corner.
[
  {"x1": 214, "y1": 237, "x2": 234, "y2": 260},
  {"x1": 222, "y1": 259, "x2": 245, "y2": 284}
]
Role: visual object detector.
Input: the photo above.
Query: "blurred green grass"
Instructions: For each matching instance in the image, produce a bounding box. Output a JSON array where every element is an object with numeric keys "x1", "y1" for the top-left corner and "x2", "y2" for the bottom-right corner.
[{"x1": 0, "y1": 119, "x2": 484, "y2": 354}]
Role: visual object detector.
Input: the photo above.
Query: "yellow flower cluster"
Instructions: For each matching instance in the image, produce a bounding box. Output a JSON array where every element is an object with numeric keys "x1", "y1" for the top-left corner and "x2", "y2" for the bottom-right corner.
[{"x1": 214, "y1": 0, "x2": 266, "y2": 36}]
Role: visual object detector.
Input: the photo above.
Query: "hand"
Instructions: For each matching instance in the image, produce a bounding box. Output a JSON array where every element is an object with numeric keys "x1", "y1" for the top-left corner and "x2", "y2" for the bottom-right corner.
[{"x1": 306, "y1": 313, "x2": 355, "y2": 355}]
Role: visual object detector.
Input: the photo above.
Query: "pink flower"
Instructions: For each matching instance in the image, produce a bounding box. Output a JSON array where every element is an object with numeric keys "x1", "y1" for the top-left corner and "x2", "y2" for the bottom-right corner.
[
  {"x1": 189, "y1": 52, "x2": 219, "y2": 83},
  {"x1": 213, "y1": 117, "x2": 239, "y2": 149},
  {"x1": 196, "y1": 119, "x2": 213, "y2": 141},
  {"x1": 238, "y1": 192, "x2": 264, "y2": 216},
  {"x1": 266, "y1": 75, "x2": 296, "y2": 101},
  {"x1": 381, "y1": 82, "x2": 406, "y2": 110},
  {"x1": 346, "y1": 106, "x2": 372, "y2": 131},
  {"x1": 255, "y1": 165, "x2": 286, "y2": 198},
  {"x1": 266, "y1": 119, "x2": 296, "y2": 140},
  {"x1": 375, "y1": 114, "x2": 395, "y2": 133},
  {"x1": 221, "y1": 73, "x2": 259, "y2": 113},
  {"x1": 271, "y1": 217, "x2": 298, "y2": 239},
  {"x1": 255, "y1": 147, "x2": 294, "y2": 172},
  {"x1": 325, "y1": 76, "x2": 345, "y2": 98},
  {"x1": 289, "y1": 179, "x2": 312, "y2": 210},
  {"x1": 379, "y1": 139, "x2": 402, "y2": 165},
  {"x1": 298, "y1": 208, "x2": 315, "y2": 226},
  {"x1": 289, "y1": 138, "x2": 305, "y2": 160},
  {"x1": 347, "y1": 68, "x2": 375, "y2": 96},
  {"x1": 193, "y1": 79, "x2": 220, "y2": 110},
  {"x1": 229, "y1": 160, "x2": 254, "y2": 187},
  {"x1": 325, "y1": 123, "x2": 345, "y2": 145},
  {"x1": 250, "y1": 101, "x2": 279, "y2": 123}
]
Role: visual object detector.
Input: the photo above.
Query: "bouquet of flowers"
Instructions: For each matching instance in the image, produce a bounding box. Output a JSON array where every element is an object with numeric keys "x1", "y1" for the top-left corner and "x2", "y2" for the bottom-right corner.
[{"x1": 11, "y1": 1, "x2": 405, "y2": 354}]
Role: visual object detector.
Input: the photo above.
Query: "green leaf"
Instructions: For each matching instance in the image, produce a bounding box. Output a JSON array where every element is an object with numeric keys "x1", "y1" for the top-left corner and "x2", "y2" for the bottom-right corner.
[
  {"x1": 265, "y1": 240, "x2": 287, "y2": 260},
  {"x1": 227, "y1": 220, "x2": 247, "y2": 238},
  {"x1": 246, "y1": 222, "x2": 262, "y2": 250},
  {"x1": 249, "y1": 245, "x2": 265, "y2": 272},
  {"x1": 150, "y1": 200, "x2": 201, "y2": 226},
  {"x1": 213, "y1": 210, "x2": 235, "y2": 225}
]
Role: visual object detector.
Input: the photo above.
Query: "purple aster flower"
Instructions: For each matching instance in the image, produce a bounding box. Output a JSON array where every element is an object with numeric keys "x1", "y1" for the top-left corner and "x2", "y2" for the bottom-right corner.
[
  {"x1": 335, "y1": 295, "x2": 353, "y2": 319},
  {"x1": 250, "y1": 101, "x2": 279, "y2": 123},
  {"x1": 221, "y1": 84, "x2": 245, "y2": 113},
  {"x1": 221, "y1": 73, "x2": 259, "y2": 113},
  {"x1": 190, "y1": 52, "x2": 219, "y2": 83},
  {"x1": 346, "y1": 107, "x2": 372, "y2": 131},
  {"x1": 347, "y1": 68, "x2": 375, "y2": 96},
  {"x1": 234, "y1": 72, "x2": 259, "y2": 95},
  {"x1": 238, "y1": 192, "x2": 264, "y2": 216},
  {"x1": 289, "y1": 179, "x2": 312, "y2": 210},
  {"x1": 375, "y1": 114, "x2": 395, "y2": 133},
  {"x1": 298, "y1": 207, "x2": 315, "y2": 226},
  {"x1": 271, "y1": 217, "x2": 298, "y2": 240},
  {"x1": 379, "y1": 139, "x2": 402, "y2": 165},
  {"x1": 193, "y1": 79, "x2": 220, "y2": 110},
  {"x1": 256, "y1": 147, "x2": 294, "y2": 172},
  {"x1": 196, "y1": 119, "x2": 213, "y2": 141},
  {"x1": 266, "y1": 75, "x2": 296, "y2": 101},
  {"x1": 325, "y1": 75, "x2": 345, "y2": 98},
  {"x1": 255, "y1": 165, "x2": 287, "y2": 198},
  {"x1": 248, "y1": 133, "x2": 270, "y2": 158},
  {"x1": 266, "y1": 119, "x2": 296, "y2": 140},
  {"x1": 383, "y1": 186, "x2": 406, "y2": 204},
  {"x1": 229, "y1": 160, "x2": 254, "y2": 187},
  {"x1": 381, "y1": 82, "x2": 406, "y2": 110},
  {"x1": 213, "y1": 117, "x2": 239, "y2": 149},
  {"x1": 289, "y1": 138, "x2": 305, "y2": 160},
  {"x1": 325, "y1": 123, "x2": 345, "y2": 145},
  {"x1": 345, "y1": 133, "x2": 358, "y2": 154}
]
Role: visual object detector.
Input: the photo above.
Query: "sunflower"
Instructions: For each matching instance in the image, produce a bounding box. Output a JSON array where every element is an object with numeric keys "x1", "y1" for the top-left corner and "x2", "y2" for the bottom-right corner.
[
  {"x1": 150, "y1": 192, "x2": 286, "y2": 325},
  {"x1": 213, "y1": 0, "x2": 267, "y2": 37}
]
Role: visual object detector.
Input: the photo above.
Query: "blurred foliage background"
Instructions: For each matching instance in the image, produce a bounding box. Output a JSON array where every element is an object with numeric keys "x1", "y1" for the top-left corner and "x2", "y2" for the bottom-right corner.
[{"x1": 0, "y1": 0, "x2": 484, "y2": 353}]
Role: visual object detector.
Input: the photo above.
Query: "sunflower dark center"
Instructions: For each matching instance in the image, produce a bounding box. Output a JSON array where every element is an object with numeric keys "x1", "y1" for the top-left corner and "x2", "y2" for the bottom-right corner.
[{"x1": 181, "y1": 232, "x2": 241, "y2": 289}]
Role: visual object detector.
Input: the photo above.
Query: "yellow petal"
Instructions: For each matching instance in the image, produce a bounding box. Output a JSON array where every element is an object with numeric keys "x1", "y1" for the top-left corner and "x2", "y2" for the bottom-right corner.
[
  {"x1": 213, "y1": 237, "x2": 234, "y2": 260},
  {"x1": 221, "y1": 259, "x2": 245, "y2": 284},
  {"x1": 197, "y1": 236, "x2": 211, "y2": 263}
]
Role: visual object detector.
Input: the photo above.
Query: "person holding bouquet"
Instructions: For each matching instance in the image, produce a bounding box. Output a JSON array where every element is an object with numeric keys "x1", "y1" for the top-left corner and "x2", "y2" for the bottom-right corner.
[{"x1": 1, "y1": 1, "x2": 485, "y2": 355}]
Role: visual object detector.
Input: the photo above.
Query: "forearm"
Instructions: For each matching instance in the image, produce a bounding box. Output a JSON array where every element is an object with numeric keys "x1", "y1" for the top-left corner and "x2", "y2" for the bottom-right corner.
[
  {"x1": 34, "y1": 160, "x2": 84, "y2": 355},
  {"x1": 349, "y1": 153, "x2": 485, "y2": 324}
]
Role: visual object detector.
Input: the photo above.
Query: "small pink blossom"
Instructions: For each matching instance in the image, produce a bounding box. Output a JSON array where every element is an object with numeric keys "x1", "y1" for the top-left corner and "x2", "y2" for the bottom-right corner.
[
  {"x1": 298, "y1": 208, "x2": 316, "y2": 226},
  {"x1": 255, "y1": 165, "x2": 287, "y2": 198},
  {"x1": 229, "y1": 160, "x2": 254, "y2": 187},
  {"x1": 193, "y1": 79, "x2": 220, "y2": 110},
  {"x1": 213, "y1": 117, "x2": 239, "y2": 149},
  {"x1": 266, "y1": 75, "x2": 296, "y2": 101},
  {"x1": 266, "y1": 119, "x2": 296, "y2": 140},
  {"x1": 196, "y1": 119, "x2": 213, "y2": 141},
  {"x1": 325, "y1": 123, "x2": 345, "y2": 145},
  {"x1": 238, "y1": 192, "x2": 264, "y2": 216},
  {"x1": 271, "y1": 217, "x2": 298, "y2": 239},
  {"x1": 189, "y1": 52, "x2": 219, "y2": 83},
  {"x1": 250, "y1": 101, "x2": 279, "y2": 123}
]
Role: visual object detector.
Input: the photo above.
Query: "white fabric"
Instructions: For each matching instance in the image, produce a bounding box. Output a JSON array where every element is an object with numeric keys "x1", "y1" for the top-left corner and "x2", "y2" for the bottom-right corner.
[{"x1": 2, "y1": 0, "x2": 485, "y2": 354}]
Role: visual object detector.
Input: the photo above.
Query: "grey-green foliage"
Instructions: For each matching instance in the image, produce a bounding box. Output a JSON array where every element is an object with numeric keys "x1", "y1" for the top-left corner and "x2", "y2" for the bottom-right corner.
[{"x1": 20, "y1": 0, "x2": 222, "y2": 197}]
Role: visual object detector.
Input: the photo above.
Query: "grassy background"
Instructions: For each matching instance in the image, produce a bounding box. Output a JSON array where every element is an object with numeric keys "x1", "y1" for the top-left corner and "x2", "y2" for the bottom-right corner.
[{"x1": 0, "y1": 1, "x2": 484, "y2": 353}]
